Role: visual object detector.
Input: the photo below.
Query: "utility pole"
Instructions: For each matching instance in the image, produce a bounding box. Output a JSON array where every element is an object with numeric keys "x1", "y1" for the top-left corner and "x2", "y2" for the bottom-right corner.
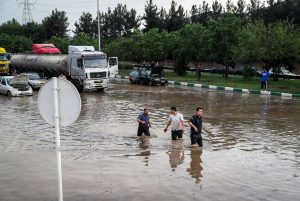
[
  {"x1": 18, "y1": 0, "x2": 35, "y2": 24},
  {"x1": 97, "y1": 0, "x2": 101, "y2": 51}
]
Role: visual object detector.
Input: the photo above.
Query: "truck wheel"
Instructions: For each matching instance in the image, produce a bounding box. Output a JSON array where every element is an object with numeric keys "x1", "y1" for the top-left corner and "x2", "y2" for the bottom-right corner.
[{"x1": 7, "y1": 91, "x2": 12, "y2": 96}]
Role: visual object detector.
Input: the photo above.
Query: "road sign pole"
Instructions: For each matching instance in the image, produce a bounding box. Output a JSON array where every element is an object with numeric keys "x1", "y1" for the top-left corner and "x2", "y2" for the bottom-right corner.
[{"x1": 53, "y1": 77, "x2": 63, "y2": 201}]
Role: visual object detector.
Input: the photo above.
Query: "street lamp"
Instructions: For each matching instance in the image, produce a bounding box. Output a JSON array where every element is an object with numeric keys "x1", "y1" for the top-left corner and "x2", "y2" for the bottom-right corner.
[{"x1": 97, "y1": 0, "x2": 101, "y2": 51}]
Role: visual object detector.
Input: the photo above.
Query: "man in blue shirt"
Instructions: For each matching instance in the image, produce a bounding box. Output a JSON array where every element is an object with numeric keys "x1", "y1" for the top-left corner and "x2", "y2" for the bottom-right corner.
[
  {"x1": 261, "y1": 69, "x2": 270, "y2": 90},
  {"x1": 137, "y1": 108, "x2": 151, "y2": 136}
]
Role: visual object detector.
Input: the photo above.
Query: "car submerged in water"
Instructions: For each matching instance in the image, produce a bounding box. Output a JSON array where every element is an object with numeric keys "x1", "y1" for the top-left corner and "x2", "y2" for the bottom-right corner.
[
  {"x1": 129, "y1": 67, "x2": 168, "y2": 86},
  {"x1": 25, "y1": 72, "x2": 47, "y2": 90},
  {"x1": 0, "y1": 74, "x2": 33, "y2": 96}
]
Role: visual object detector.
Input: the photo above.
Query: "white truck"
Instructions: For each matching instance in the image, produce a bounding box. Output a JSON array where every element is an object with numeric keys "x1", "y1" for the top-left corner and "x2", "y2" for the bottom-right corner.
[{"x1": 10, "y1": 46, "x2": 118, "y2": 91}]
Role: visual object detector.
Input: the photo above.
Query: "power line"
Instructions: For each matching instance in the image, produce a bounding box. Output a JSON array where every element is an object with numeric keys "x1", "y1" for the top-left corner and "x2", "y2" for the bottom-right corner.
[{"x1": 17, "y1": 0, "x2": 36, "y2": 24}]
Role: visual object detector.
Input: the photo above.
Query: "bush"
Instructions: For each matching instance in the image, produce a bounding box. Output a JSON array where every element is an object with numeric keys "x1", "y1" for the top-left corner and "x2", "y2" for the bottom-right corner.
[
  {"x1": 243, "y1": 66, "x2": 256, "y2": 79},
  {"x1": 174, "y1": 52, "x2": 187, "y2": 76},
  {"x1": 119, "y1": 62, "x2": 133, "y2": 69}
]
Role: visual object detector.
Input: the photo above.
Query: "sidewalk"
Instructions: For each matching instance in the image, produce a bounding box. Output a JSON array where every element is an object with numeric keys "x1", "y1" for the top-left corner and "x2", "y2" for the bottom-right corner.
[{"x1": 115, "y1": 75, "x2": 300, "y2": 99}]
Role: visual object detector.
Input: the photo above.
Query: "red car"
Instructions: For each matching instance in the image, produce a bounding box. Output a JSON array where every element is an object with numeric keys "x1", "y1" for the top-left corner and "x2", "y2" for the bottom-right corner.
[{"x1": 32, "y1": 44, "x2": 61, "y2": 54}]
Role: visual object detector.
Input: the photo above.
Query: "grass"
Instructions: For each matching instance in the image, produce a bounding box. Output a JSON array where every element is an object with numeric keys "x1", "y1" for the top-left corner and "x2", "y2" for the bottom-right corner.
[{"x1": 119, "y1": 69, "x2": 300, "y2": 94}]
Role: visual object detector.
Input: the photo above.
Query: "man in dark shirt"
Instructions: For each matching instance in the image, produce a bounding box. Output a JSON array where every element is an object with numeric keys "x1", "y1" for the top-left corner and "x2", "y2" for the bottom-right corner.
[
  {"x1": 137, "y1": 107, "x2": 151, "y2": 136},
  {"x1": 188, "y1": 107, "x2": 203, "y2": 147}
]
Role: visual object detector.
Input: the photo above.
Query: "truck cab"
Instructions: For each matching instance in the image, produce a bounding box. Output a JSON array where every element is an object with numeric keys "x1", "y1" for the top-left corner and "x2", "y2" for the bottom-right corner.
[
  {"x1": 0, "y1": 47, "x2": 9, "y2": 75},
  {"x1": 68, "y1": 46, "x2": 111, "y2": 91}
]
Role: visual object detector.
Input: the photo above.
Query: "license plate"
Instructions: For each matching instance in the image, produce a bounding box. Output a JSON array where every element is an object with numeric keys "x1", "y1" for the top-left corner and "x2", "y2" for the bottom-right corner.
[{"x1": 95, "y1": 84, "x2": 102, "y2": 87}]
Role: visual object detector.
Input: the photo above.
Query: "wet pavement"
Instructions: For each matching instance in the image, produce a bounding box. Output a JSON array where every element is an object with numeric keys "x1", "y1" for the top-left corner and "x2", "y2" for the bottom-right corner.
[{"x1": 0, "y1": 80, "x2": 300, "y2": 201}]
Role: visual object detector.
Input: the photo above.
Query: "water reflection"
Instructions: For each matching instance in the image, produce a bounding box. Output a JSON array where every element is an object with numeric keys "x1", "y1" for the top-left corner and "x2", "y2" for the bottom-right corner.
[
  {"x1": 186, "y1": 148, "x2": 203, "y2": 184},
  {"x1": 167, "y1": 140, "x2": 185, "y2": 171},
  {"x1": 137, "y1": 136, "x2": 151, "y2": 166}
]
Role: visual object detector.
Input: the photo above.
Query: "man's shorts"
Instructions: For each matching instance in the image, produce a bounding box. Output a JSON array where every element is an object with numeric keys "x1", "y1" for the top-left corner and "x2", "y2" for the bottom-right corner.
[
  {"x1": 190, "y1": 133, "x2": 203, "y2": 147},
  {"x1": 137, "y1": 127, "x2": 150, "y2": 136},
  {"x1": 171, "y1": 130, "x2": 183, "y2": 140}
]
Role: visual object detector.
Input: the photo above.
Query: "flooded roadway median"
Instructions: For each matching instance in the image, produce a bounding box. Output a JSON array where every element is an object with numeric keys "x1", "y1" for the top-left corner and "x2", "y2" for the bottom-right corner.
[{"x1": 0, "y1": 80, "x2": 300, "y2": 201}]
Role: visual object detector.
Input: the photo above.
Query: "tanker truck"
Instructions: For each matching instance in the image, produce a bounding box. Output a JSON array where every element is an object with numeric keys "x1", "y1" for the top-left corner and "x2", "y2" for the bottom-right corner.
[{"x1": 10, "y1": 45, "x2": 118, "y2": 91}]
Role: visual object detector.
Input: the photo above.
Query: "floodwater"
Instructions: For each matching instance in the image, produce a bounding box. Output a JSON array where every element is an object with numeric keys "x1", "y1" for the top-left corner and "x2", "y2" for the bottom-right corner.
[{"x1": 0, "y1": 80, "x2": 300, "y2": 201}]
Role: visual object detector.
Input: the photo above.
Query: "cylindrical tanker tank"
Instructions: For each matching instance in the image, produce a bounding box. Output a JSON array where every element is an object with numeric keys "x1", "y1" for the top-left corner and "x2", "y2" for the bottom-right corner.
[{"x1": 10, "y1": 54, "x2": 69, "y2": 76}]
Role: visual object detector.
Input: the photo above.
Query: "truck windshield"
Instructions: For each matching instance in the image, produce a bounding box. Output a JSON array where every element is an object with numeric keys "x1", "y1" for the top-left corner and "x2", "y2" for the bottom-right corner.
[
  {"x1": 0, "y1": 54, "x2": 7, "y2": 61},
  {"x1": 84, "y1": 58, "x2": 107, "y2": 68}
]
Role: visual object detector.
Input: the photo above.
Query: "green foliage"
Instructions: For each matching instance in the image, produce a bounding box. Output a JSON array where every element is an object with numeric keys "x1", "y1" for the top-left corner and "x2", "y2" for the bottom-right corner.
[
  {"x1": 71, "y1": 33, "x2": 97, "y2": 47},
  {"x1": 42, "y1": 9, "x2": 69, "y2": 40},
  {"x1": 0, "y1": 19, "x2": 22, "y2": 36},
  {"x1": 49, "y1": 36, "x2": 70, "y2": 54},
  {"x1": 0, "y1": 33, "x2": 32, "y2": 53},
  {"x1": 165, "y1": 1, "x2": 187, "y2": 32},
  {"x1": 118, "y1": 62, "x2": 133, "y2": 69},
  {"x1": 174, "y1": 50, "x2": 188, "y2": 76},
  {"x1": 234, "y1": 20, "x2": 300, "y2": 80},
  {"x1": 73, "y1": 12, "x2": 97, "y2": 38},
  {"x1": 22, "y1": 22, "x2": 44, "y2": 43},
  {"x1": 143, "y1": 0, "x2": 160, "y2": 32},
  {"x1": 100, "y1": 4, "x2": 140, "y2": 45}
]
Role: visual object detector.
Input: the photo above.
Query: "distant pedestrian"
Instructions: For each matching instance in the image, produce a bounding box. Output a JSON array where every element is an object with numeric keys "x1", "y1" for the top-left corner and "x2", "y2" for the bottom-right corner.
[
  {"x1": 164, "y1": 106, "x2": 185, "y2": 140},
  {"x1": 188, "y1": 107, "x2": 203, "y2": 147},
  {"x1": 195, "y1": 63, "x2": 201, "y2": 81},
  {"x1": 137, "y1": 107, "x2": 151, "y2": 136},
  {"x1": 261, "y1": 69, "x2": 270, "y2": 90},
  {"x1": 12, "y1": 69, "x2": 17, "y2": 76}
]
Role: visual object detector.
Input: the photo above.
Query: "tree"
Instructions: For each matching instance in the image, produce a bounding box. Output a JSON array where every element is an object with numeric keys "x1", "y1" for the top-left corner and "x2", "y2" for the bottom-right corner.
[
  {"x1": 71, "y1": 33, "x2": 98, "y2": 48},
  {"x1": 73, "y1": 12, "x2": 97, "y2": 37},
  {"x1": 234, "y1": 20, "x2": 300, "y2": 80},
  {"x1": 235, "y1": 0, "x2": 247, "y2": 19},
  {"x1": 49, "y1": 36, "x2": 70, "y2": 54},
  {"x1": 165, "y1": 1, "x2": 187, "y2": 32},
  {"x1": 207, "y1": 16, "x2": 242, "y2": 79},
  {"x1": 22, "y1": 22, "x2": 44, "y2": 43},
  {"x1": 100, "y1": 4, "x2": 139, "y2": 44},
  {"x1": 143, "y1": 0, "x2": 160, "y2": 32},
  {"x1": 0, "y1": 33, "x2": 32, "y2": 53},
  {"x1": 42, "y1": 9, "x2": 69, "y2": 40},
  {"x1": 0, "y1": 19, "x2": 23, "y2": 36},
  {"x1": 211, "y1": 0, "x2": 223, "y2": 20},
  {"x1": 143, "y1": 29, "x2": 168, "y2": 62}
]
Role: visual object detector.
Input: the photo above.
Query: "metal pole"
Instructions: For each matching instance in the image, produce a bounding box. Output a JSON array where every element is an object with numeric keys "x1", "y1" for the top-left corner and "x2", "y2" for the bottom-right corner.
[
  {"x1": 53, "y1": 77, "x2": 63, "y2": 201},
  {"x1": 97, "y1": 0, "x2": 101, "y2": 51}
]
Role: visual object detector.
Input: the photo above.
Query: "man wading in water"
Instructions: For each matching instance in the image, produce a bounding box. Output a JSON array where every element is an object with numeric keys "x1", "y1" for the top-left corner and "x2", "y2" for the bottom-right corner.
[
  {"x1": 137, "y1": 107, "x2": 151, "y2": 136},
  {"x1": 164, "y1": 106, "x2": 185, "y2": 140},
  {"x1": 188, "y1": 107, "x2": 203, "y2": 147}
]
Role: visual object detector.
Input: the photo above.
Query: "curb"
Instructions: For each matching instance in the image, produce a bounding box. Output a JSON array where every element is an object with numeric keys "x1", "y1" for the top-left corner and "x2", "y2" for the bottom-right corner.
[{"x1": 114, "y1": 76, "x2": 300, "y2": 99}]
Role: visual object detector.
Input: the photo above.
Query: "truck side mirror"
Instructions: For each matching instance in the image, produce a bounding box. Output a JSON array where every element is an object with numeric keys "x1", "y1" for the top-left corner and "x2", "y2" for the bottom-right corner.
[{"x1": 77, "y1": 58, "x2": 83, "y2": 68}]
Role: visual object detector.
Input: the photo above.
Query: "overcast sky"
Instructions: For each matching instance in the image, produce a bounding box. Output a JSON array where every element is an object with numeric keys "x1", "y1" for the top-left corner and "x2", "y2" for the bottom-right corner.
[{"x1": 1, "y1": 0, "x2": 249, "y2": 33}]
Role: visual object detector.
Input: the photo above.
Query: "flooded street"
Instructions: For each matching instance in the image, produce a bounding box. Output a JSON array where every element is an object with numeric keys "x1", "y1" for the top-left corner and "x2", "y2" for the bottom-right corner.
[{"x1": 0, "y1": 80, "x2": 300, "y2": 201}]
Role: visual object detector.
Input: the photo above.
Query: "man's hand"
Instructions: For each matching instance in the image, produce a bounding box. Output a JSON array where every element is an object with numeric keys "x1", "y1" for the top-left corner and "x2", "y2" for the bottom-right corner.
[
  {"x1": 194, "y1": 126, "x2": 198, "y2": 132},
  {"x1": 164, "y1": 128, "x2": 167, "y2": 133}
]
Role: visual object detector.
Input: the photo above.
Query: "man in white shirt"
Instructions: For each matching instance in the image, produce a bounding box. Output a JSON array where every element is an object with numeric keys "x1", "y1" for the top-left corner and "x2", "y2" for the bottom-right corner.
[{"x1": 164, "y1": 106, "x2": 184, "y2": 140}]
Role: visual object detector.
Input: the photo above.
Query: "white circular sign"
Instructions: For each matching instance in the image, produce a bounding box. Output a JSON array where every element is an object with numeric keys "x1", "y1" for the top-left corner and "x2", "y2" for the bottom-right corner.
[{"x1": 38, "y1": 78, "x2": 81, "y2": 127}]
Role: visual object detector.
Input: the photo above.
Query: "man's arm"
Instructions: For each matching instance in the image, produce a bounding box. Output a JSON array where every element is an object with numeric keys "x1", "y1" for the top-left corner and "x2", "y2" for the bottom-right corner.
[
  {"x1": 164, "y1": 121, "x2": 171, "y2": 133},
  {"x1": 188, "y1": 121, "x2": 198, "y2": 132},
  {"x1": 137, "y1": 115, "x2": 145, "y2": 124}
]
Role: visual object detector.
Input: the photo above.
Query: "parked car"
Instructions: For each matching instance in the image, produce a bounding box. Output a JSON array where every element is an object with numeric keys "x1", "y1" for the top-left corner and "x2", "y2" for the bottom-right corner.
[
  {"x1": 211, "y1": 66, "x2": 226, "y2": 74},
  {"x1": 24, "y1": 72, "x2": 47, "y2": 89},
  {"x1": 0, "y1": 75, "x2": 33, "y2": 96},
  {"x1": 129, "y1": 69, "x2": 141, "y2": 84},
  {"x1": 129, "y1": 67, "x2": 167, "y2": 86}
]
